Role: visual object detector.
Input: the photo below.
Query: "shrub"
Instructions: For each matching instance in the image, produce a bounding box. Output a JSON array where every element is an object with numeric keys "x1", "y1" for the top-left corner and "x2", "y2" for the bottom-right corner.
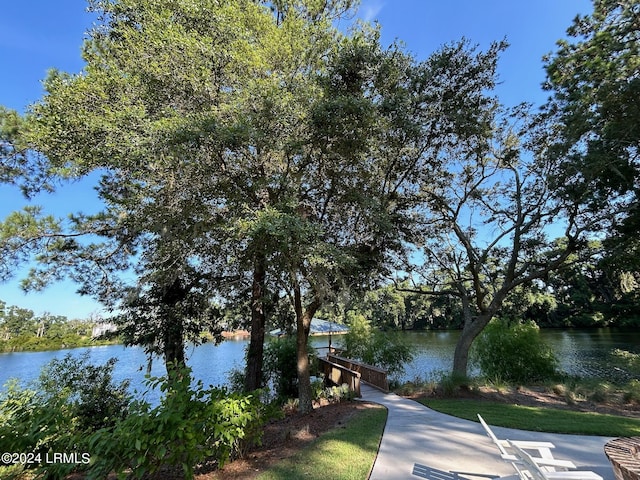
[
  {"x1": 38, "y1": 352, "x2": 130, "y2": 431},
  {"x1": 437, "y1": 371, "x2": 473, "y2": 396},
  {"x1": 323, "y1": 383, "x2": 355, "y2": 403},
  {"x1": 471, "y1": 318, "x2": 558, "y2": 383},
  {"x1": 0, "y1": 353, "x2": 130, "y2": 479},
  {"x1": 342, "y1": 312, "x2": 414, "y2": 380},
  {"x1": 263, "y1": 336, "x2": 317, "y2": 400},
  {"x1": 88, "y1": 365, "x2": 270, "y2": 479},
  {"x1": 611, "y1": 349, "x2": 640, "y2": 377},
  {"x1": 0, "y1": 379, "x2": 75, "y2": 468},
  {"x1": 624, "y1": 379, "x2": 640, "y2": 404}
]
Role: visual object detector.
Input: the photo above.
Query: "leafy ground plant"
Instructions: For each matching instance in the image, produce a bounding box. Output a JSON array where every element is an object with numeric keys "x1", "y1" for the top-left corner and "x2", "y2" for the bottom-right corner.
[
  {"x1": 87, "y1": 364, "x2": 274, "y2": 479},
  {"x1": 0, "y1": 353, "x2": 130, "y2": 479}
]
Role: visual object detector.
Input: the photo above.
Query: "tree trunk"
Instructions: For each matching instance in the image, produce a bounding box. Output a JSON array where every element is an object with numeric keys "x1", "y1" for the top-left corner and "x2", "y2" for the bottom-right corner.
[
  {"x1": 296, "y1": 318, "x2": 313, "y2": 413},
  {"x1": 163, "y1": 315, "x2": 186, "y2": 376},
  {"x1": 245, "y1": 255, "x2": 267, "y2": 392},
  {"x1": 293, "y1": 282, "x2": 320, "y2": 414},
  {"x1": 161, "y1": 278, "x2": 187, "y2": 378},
  {"x1": 452, "y1": 313, "x2": 492, "y2": 377}
]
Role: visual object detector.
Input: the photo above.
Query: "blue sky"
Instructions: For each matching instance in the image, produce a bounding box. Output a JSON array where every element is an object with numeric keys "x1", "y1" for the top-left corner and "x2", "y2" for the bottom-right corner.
[{"x1": 0, "y1": 0, "x2": 592, "y2": 318}]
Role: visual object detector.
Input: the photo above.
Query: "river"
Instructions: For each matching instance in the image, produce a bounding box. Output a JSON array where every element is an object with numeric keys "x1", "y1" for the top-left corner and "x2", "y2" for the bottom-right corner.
[{"x1": 1, "y1": 329, "x2": 639, "y2": 400}]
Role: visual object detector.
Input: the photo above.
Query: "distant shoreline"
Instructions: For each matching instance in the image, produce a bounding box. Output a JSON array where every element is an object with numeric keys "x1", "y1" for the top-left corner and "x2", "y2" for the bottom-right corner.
[
  {"x1": 0, "y1": 338, "x2": 120, "y2": 354},
  {"x1": 221, "y1": 330, "x2": 251, "y2": 339}
]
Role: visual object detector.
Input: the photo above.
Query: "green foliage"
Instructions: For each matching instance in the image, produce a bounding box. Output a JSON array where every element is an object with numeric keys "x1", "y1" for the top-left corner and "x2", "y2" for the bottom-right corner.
[
  {"x1": 502, "y1": 284, "x2": 558, "y2": 326},
  {"x1": 88, "y1": 365, "x2": 269, "y2": 479},
  {"x1": 0, "y1": 354, "x2": 130, "y2": 479},
  {"x1": 38, "y1": 353, "x2": 130, "y2": 431},
  {"x1": 319, "y1": 383, "x2": 356, "y2": 403},
  {"x1": 623, "y1": 380, "x2": 640, "y2": 404},
  {"x1": 341, "y1": 312, "x2": 372, "y2": 359},
  {"x1": 342, "y1": 312, "x2": 414, "y2": 379},
  {"x1": 358, "y1": 284, "x2": 407, "y2": 329},
  {"x1": 0, "y1": 300, "x2": 115, "y2": 352},
  {"x1": 436, "y1": 371, "x2": 474, "y2": 396},
  {"x1": 543, "y1": 0, "x2": 640, "y2": 272},
  {"x1": 611, "y1": 348, "x2": 640, "y2": 377},
  {"x1": 263, "y1": 337, "x2": 317, "y2": 400},
  {"x1": 472, "y1": 318, "x2": 558, "y2": 383},
  {"x1": 394, "y1": 371, "x2": 441, "y2": 397},
  {"x1": 0, "y1": 378, "x2": 67, "y2": 451},
  {"x1": 549, "y1": 378, "x2": 617, "y2": 405}
]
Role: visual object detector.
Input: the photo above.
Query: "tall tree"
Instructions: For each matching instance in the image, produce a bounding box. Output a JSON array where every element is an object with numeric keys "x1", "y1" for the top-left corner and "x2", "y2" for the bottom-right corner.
[
  {"x1": 542, "y1": 0, "x2": 640, "y2": 270},
  {"x1": 227, "y1": 25, "x2": 424, "y2": 409},
  {"x1": 2, "y1": 0, "x2": 396, "y2": 397},
  {"x1": 1, "y1": 0, "x2": 281, "y2": 374},
  {"x1": 400, "y1": 94, "x2": 606, "y2": 376}
]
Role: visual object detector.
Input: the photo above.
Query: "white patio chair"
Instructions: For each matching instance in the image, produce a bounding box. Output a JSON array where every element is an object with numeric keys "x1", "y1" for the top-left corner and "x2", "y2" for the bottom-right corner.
[
  {"x1": 477, "y1": 414, "x2": 576, "y2": 470},
  {"x1": 508, "y1": 442, "x2": 603, "y2": 480}
]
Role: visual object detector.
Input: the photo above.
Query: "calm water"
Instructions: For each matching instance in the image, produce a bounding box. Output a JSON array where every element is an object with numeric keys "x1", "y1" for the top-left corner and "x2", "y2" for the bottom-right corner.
[
  {"x1": 399, "y1": 328, "x2": 640, "y2": 383},
  {"x1": 1, "y1": 329, "x2": 639, "y2": 400}
]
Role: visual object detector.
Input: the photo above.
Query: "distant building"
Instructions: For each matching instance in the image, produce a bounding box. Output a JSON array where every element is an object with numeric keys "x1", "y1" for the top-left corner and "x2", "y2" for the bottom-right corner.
[
  {"x1": 269, "y1": 318, "x2": 349, "y2": 337},
  {"x1": 92, "y1": 323, "x2": 118, "y2": 338}
]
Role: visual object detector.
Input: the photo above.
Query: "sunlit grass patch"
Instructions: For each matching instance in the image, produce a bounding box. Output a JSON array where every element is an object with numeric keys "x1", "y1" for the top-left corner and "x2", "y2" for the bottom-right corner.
[{"x1": 257, "y1": 404, "x2": 386, "y2": 480}]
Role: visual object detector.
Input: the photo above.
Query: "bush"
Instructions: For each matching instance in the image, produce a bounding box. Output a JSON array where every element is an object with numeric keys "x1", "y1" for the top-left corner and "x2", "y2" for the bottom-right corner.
[
  {"x1": 437, "y1": 371, "x2": 474, "y2": 396},
  {"x1": 0, "y1": 353, "x2": 130, "y2": 479},
  {"x1": 342, "y1": 312, "x2": 414, "y2": 379},
  {"x1": 611, "y1": 349, "x2": 640, "y2": 377},
  {"x1": 471, "y1": 318, "x2": 558, "y2": 383},
  {"x1": 38, "y1": 352, "x2": 130, "y2": 431},
  {"x1": 263, "y1": 336, "x2": 317, "y2": 400},
  {"x1": 624, "y1": 379, "x2": 640, "y2": 404},
  {"x1": 88, "y1": 365, "x2": 270, "y2": 479},
  {"x1": 321, "y1": 383, "x2": 355, "y2": 403},
  {"x1": 0, "y1": 379, "x2": 75, "y2": 469}
]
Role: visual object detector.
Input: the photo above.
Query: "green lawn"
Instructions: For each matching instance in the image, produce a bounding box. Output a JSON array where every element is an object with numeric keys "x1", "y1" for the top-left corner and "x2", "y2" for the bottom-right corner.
[
  {"x1": 421, "y1": 398, "x2": 640, "y2": 437},
  {"x1": 256, "y1": 405, "x2": 387, "y2": 480}
]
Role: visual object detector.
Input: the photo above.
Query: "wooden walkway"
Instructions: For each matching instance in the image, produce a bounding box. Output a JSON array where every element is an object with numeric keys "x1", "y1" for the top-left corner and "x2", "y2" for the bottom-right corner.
[{"x1": 318, "y1": 353, "x2": 389, "y2": 396}]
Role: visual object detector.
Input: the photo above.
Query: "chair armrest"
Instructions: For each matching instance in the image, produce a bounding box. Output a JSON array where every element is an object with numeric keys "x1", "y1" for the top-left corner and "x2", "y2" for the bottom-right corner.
[
  {"x1": 543, "y1": 472, "x2": 603, "y2": 480},
  {"x1": 507, "y1": 440, "x2": 556, "y2": 449},
  {"x1": 499, "y1": 439, "x2": 556, "y2": 459},
  {"x1": 501, "y1": 453, "x2": 576, "y2": 469}
]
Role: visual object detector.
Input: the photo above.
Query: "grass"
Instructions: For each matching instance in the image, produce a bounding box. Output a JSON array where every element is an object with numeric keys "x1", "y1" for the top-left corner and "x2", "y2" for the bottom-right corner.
[
  {"x1": 421, "y1": 398, "x2": 640, "y2": 437},
  {"x1": 256, "y1": 404, "x2": 387, "y2": 480}
]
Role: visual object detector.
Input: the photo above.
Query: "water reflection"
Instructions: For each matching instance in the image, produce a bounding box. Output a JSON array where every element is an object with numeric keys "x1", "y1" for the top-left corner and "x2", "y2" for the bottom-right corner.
[{"x1": 542, "y1": 329, "x2": 640, "y2": 382}]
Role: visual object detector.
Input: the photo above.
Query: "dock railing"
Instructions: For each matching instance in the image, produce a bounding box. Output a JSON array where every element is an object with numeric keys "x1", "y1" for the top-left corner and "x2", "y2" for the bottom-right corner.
[
  {"x1": 318, "y1": 357, "x2": 361, "y2": 397},
  {"x1": 326, "y1": 354, "x2": 389, "y2": 393}
]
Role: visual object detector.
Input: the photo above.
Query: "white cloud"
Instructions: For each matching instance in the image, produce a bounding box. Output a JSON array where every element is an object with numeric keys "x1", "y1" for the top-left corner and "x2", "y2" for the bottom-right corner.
[{"x1": 359, "y1": 0, "x2": 385, "y2": 22}]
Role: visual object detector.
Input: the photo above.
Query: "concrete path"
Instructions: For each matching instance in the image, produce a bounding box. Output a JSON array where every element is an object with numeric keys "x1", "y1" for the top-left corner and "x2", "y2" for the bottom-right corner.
[{"x1": 359, "y1": 384, "x2": 615, "y2": 480}]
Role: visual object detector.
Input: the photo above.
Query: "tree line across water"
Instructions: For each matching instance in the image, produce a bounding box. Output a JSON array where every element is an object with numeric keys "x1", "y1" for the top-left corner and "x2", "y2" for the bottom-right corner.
[{"x1": 0, "y1": 300, "x2": 117, "y2": 352}]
